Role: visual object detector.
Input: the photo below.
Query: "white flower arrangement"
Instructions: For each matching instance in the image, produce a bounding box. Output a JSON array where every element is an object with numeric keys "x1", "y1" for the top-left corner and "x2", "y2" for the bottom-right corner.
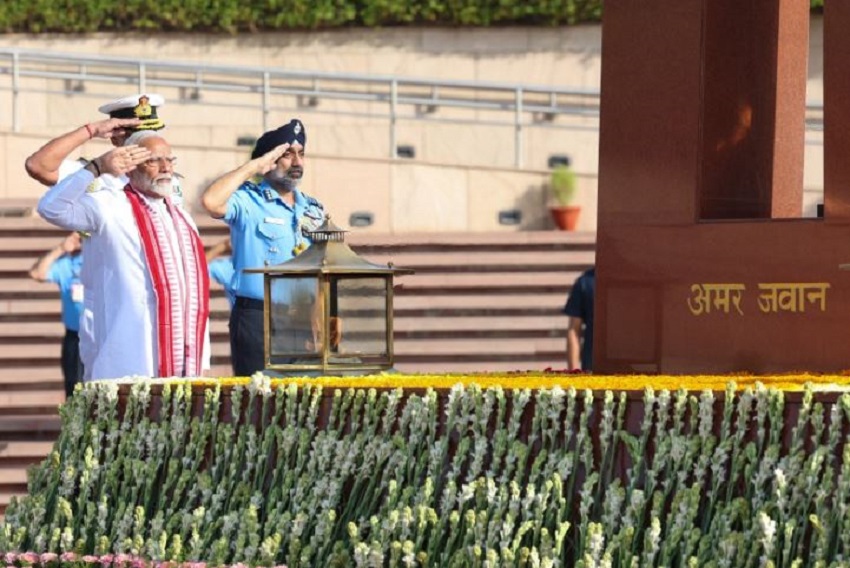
[{"x1": 1, "y1": 379, "x2": 850, "y2": 566}]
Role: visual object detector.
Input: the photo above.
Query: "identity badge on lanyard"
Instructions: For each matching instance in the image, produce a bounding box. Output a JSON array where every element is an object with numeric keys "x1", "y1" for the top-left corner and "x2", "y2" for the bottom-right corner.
[{"x1": 71, "y1": 281, "x2": 84, "y2": 303}]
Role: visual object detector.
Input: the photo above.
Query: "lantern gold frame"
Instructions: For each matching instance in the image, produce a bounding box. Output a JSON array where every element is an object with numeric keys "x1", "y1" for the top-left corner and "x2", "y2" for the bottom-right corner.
[{"x1": 244, "y1": 218, "x2": 412, "y2": 375}]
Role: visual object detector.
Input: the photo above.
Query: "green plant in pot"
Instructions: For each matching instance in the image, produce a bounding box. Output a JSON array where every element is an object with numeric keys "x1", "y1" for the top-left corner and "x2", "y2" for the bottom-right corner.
[{"x1": 549, "y1": 164, "x2": 581, "y2": 230}]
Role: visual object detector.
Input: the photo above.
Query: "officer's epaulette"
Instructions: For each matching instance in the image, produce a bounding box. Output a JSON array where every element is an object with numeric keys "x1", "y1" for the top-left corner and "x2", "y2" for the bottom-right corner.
[{"x1": 242, "y1": 179, "x2": 262, "y2": 192}]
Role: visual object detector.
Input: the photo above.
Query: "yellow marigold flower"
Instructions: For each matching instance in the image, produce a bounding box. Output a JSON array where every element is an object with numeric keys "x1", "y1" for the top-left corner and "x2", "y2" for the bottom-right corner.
[{"x1": 181, "y1": 372, "x2": 850, "y2": 392}]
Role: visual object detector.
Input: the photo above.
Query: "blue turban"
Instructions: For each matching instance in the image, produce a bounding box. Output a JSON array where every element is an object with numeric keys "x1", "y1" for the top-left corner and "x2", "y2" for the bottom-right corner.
[{"x1": 251, "y1": 119, "x2": 306, "y2": 159}]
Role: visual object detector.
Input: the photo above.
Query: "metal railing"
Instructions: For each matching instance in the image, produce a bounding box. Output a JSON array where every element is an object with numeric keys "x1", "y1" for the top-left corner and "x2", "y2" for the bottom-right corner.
[
  {"x1": 0, "y1": 48, "x2": 603, "y2": 168},
  {"x1": 0, "y1": 48, "x2": 826, "y2": 166}
]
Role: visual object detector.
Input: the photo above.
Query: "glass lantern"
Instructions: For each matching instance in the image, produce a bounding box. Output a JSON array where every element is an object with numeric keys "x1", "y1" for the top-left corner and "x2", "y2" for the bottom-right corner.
[{"x1": 244, "y1": 218, "x2": 413, "y2": 375}]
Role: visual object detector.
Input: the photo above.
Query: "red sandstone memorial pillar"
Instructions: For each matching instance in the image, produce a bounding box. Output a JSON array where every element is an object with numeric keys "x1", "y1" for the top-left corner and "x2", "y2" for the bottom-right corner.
[
  {"x1": 595, "y1": 0, "x2": 850, "y2": 373},
  {"x1": 824, "y1": 1, "x2": 850, "y2": 220}
]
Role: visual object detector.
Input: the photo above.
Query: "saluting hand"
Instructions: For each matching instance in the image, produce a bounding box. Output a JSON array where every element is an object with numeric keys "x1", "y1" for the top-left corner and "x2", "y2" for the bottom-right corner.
[
  {"x1": 96, "y1": 144, "x2": 152, "y2": 176},
  {"x1": 254, "y1": 143, "x2": 289, "y2": 175},
  {"x1": 200, "y1": 143, "x2": 290, "y2": 218},
  {"x1": 88, "y1": 117, "x2": 143, "y2": 139}
]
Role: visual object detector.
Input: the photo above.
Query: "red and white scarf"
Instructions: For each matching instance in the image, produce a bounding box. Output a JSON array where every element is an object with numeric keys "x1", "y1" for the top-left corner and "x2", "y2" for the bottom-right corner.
[{"x1": 124, "y1": 186, "x2": 209, "y2": 377}]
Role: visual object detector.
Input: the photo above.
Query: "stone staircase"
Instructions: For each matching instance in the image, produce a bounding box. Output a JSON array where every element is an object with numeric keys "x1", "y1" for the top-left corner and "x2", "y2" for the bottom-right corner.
[{"x1": 0, "y1": 206, "x2": 594, "y2": 514}]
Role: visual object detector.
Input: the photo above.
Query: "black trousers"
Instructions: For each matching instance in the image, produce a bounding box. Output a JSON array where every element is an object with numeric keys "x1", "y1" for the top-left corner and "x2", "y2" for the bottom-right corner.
[
  {"x1": 230, "y1": 297, "x2": 265, "y2": 377},
  {"x1": 61, "y1": 329, "x2": 84, "y2": 398}
]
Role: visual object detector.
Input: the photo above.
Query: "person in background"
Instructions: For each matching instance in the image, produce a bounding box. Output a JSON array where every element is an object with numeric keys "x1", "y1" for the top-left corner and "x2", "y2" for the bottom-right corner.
[
  {"x1": 564, "y1": 267, "x2": 595, "y2": 372},
  {"x1": 29, "y1": 232, "x2": 84, "y2": 397},
  {"x1": 207, "y1": 237, "x2": 236, "y2": 308},
  {"x1": 200, "y1": 118, "x2": 326, "y2": 376}
]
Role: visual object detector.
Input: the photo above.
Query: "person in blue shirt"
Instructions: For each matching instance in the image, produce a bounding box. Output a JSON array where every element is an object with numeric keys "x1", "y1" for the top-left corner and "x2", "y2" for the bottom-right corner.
[
  {"x1": 563, "y1": 267, "x2": 595, "y2": 372},
  {"x1": 206, "y1": 237, "x2": 236, "y2": 308},
  {"x1": 201, "y1": 119, "x2": 326, "y2": 376},
  {"x1": 29, "y1": 232, "x2": 84, "y2": 397}
]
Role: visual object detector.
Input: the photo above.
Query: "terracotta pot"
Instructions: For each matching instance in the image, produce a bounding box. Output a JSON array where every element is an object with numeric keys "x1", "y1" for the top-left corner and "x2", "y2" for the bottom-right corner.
[{"x1": 549, "y1": 205, "x2": 581, "y2": 230}]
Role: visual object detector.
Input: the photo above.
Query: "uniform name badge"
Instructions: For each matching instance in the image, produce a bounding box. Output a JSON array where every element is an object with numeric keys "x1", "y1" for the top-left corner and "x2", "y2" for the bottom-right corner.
[
  {"x1": 71, "y1": 282, "x2": 84, "y2": 303},
  {"x1": 263, "y1": 217, "x2": 288, "y2": 226}
]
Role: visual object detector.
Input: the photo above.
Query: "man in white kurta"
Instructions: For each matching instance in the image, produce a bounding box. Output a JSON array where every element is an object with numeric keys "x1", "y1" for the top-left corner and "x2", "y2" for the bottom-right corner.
[{"x1": 37, "y1": 137, "x2": 210, "y2": 381}]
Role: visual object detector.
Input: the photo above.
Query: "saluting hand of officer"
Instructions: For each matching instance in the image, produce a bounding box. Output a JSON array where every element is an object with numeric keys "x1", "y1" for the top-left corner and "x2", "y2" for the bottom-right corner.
[
  {"x1": 87, "y1": 117, "x2": 143, "y2": 140},
  {"x1": 200, "y1": 143, "x2": 291, "y2": 218},
  {"x1": 253, "y1": 144, "x2": 290, "y2": 175}
]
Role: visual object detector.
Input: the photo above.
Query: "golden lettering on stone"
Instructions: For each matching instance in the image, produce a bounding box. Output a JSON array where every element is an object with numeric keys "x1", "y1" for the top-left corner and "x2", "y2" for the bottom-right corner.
[
  {"x1": 687, "y1": 283, "x2": 746, "y2": 315},
  {"x1": 688, "y1": 282, "x2": 830, "y2": 316},
  {"x1": 757, "y1": 283, "x2": 830, "y2": 313}
]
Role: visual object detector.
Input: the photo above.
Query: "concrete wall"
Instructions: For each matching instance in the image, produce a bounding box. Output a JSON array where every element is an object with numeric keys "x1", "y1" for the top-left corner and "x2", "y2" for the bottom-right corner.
[{"x1": 0, "y1": 26, "x2": 603, "y2": 174}]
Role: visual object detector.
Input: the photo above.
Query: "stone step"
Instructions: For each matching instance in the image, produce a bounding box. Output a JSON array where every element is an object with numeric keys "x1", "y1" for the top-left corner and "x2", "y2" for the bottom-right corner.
[
  {"x1": 394, "y1": 336, "x2": 564, "y2": 355},
  {"x1": 0, "y1": 299, "x2": 67, "y2": 316},
  {"x1": 396, "y1": 271, "x2": 578, "y2": 293},
  {"x1": 0, "y1": 216, "x2": 57, "y2": 234},
  {"x1": 0, "y1": 441, "x2": 55, "y2": 467},
  {"x1": 0, "y1": 467, "x2": 29, "y2": 486},
  {"x1": 0, "y1": 236, "x2": 66, "y2": 254},
  {"x1": 0, "y1": 321, "x2": 66, "y2": 336},
  {"x1": 0, "y1": 280, "x2": 55, "y2": 294},
  {"x1": 0, "y1": 391, "x2": 64, "y2": 416},
  {"x1": 0, "y1": 415, "x2": 62, "y2": 440},
  {"x1": 0, "y1": 249, "x2": 596, "y2": 274},
  {"x1": 394, "y1": 293, "x2": 566, "y2": 310},
  {"x1": 0, "y1": 367, "x2": 62, "y2": 383},
  {"x1": 0, "y1": 345, "x2": 85, "y2": 361},
  {"x1": 0, "y1": 377, "x2": 63, "y2": 393},
  {"x1": 400, "y1": 315, "x2": 568, "y2": 332},
  {"x1": 354, "y1": 250, "x2": 593, "y2": 265}
]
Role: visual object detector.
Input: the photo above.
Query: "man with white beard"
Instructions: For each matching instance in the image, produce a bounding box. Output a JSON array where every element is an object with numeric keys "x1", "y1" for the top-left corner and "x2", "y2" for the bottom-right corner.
[
  {"x1": 201, "y1": 118, "x2": 326, "y2": 376},
  {"x1": 37, "y1": 135, "x2": 210, "y2": 381}
]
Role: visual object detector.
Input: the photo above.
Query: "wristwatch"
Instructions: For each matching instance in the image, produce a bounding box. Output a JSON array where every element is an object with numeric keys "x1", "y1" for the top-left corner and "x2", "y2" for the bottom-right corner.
[{"x1": 84, "y1": 158, "x2": 102, "y2": 177}]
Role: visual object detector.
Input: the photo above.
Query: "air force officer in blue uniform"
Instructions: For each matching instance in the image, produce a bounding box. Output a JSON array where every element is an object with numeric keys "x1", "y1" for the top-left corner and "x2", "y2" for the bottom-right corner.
[{"x1": 201, "y1": 119, "x2": 325, "y2": 376}]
